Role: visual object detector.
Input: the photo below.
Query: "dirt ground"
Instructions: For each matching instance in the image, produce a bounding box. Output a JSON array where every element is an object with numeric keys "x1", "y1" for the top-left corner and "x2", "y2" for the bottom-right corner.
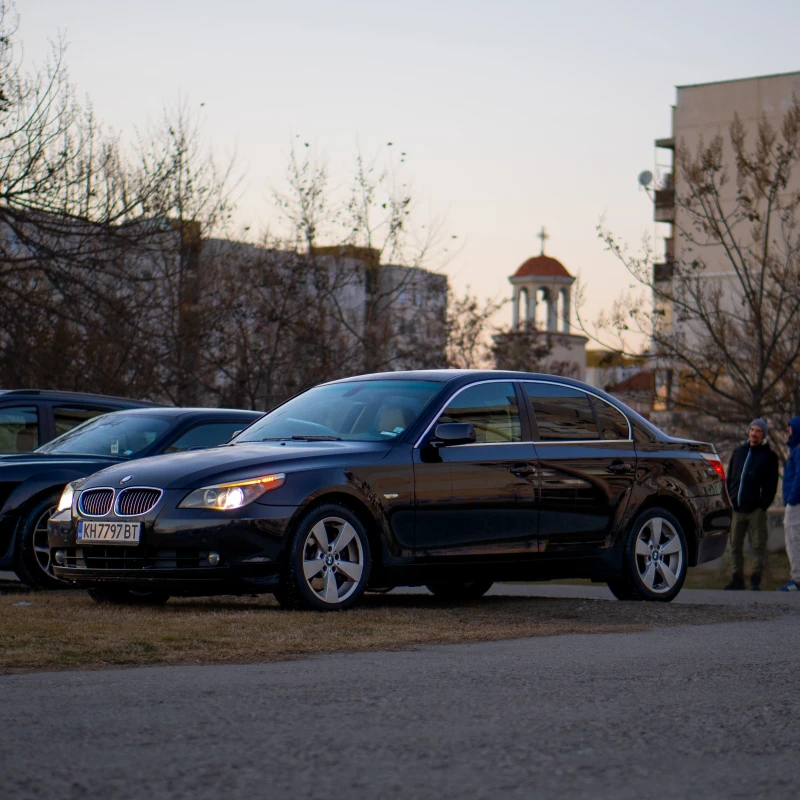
[{"x1": 2, "y1": 585, "x2": 793, "y2": 675}]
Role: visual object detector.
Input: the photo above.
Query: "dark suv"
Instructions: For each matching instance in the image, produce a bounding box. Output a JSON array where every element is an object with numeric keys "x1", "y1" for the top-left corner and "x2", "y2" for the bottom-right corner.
[
  {"x1": 2, "y1": 405, "x2": 262, "y2": 589},
  {"x1": 0, "y1": 389, "x2": 160, "y2": 454}
]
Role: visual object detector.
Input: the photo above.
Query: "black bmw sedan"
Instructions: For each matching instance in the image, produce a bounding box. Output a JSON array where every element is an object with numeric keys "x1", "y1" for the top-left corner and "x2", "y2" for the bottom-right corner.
[
  {"x1": 48, "y1": 371, "x2": 731, "y2": 609},
  {"x1": 3, "y1": 407, "x2": 262, "y2": 589}
]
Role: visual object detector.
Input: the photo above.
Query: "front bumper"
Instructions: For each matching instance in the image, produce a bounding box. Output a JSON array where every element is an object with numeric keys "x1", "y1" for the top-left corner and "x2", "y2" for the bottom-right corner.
[{"x1": 48, "y1": 497, "x2": 298, "y2": 593}]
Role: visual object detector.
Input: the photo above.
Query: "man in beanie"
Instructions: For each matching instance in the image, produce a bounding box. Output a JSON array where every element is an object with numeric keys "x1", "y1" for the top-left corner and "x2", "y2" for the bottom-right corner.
[
  {"x1": 724, "y1": 419, "x2": 779, "y2": 590},
  {"x1": 778, "y1": 417, "x2": 800, "y2": 591}
]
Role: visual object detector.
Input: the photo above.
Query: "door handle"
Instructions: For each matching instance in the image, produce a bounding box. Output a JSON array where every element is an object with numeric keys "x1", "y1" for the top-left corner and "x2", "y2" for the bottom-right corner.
[
  {"x1": 607, "y1": 462, "x2": 635, "y2": 474},
  {"x1": 510, "y1": 465, "x2": 538, "y2": 477}
]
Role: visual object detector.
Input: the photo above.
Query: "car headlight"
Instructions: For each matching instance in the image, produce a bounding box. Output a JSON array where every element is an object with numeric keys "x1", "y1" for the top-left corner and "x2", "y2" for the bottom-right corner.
[
  {"x1": 57, "y1": 483, "x2": 76, "y2": 512},
  {"x1": 178, "y1": 473, "x2": 286, "y2": 510}
]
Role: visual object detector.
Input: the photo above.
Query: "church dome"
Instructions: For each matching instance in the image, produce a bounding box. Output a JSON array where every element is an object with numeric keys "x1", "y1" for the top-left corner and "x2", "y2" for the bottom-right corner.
[{"x1": 513, "y1": 254, "x2": 572, "y2": 278}]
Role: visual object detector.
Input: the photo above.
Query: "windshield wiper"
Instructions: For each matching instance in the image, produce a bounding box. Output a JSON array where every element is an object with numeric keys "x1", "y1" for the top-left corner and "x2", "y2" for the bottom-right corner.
[{"x1": 257, "y1": 435, "x2": 342, "y2": 442}]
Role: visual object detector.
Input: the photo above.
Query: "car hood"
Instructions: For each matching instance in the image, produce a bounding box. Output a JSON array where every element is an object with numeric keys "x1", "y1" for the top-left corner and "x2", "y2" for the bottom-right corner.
[
  {"x1": 80, "y1": 441, "x2": 393, "y2": 490},
  {"x1": 0, "y1": 453, "x2": 123, "y2": 471}
]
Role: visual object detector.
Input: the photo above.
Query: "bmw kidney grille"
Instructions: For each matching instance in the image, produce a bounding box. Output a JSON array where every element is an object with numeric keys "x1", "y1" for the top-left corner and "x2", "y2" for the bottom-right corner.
[
  {"x1": 78, "y1": 487, "x2": 162, "y2": 517},
  {"x1": 116, "y1": 488, "x2": 163, "y2": 516},
  {"x1": 78, "y1": 488, "x2": 115, "y2": 517}
]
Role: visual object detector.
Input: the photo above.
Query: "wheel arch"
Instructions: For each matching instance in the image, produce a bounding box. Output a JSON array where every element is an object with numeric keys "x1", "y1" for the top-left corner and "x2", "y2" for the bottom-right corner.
[
  {"x1": 286, "y1": 491, "x2": 385, "y2": 570},
  {"x1": 631, "y1": 493, "x2": 700, "y2": 566},
  {"x1": 4, "y1": 471, "x2": 82, "y2": 519},
  {"x1": 4, "y1": 479, "x2": 69, "y2": 553}
]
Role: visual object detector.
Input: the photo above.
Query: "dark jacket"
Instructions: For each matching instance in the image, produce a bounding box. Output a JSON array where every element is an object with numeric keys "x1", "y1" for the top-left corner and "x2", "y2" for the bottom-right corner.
[
  {"x1": 783, "y1": 417, "x2": 800, "y2": 507},
  {"x1": 726, "y1": 440, "x2": 779, "y2": 513}
]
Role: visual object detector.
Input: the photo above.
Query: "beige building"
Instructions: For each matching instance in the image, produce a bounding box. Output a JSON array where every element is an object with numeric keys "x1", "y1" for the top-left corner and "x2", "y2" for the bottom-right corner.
[{"x1": 652, "y1": 70, "x2": 800, "y2": 409}]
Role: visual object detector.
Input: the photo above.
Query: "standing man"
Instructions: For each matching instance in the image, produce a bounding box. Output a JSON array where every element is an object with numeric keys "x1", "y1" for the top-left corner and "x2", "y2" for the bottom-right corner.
[
  {"x1": 724, "y1": 419, "x2": 779, "y2": 590},
  {"x1": 779, "y1": 417, "x2": 800, "y2": 592}
]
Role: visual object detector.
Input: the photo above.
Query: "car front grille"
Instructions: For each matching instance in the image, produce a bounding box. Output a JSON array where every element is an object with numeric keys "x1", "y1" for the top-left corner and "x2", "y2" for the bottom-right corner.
[
  {"x1": 79, "y1": 488, "x2": 114, "y2": 517},
  {"x1": 56, "y1": 548, "x2": 219, "y2": 571},
  {"x1": 116, "y1": 488, "x2": 162, "y2": 516},
  {"x1": 82, "y1": 546, "x2": 147, "y2": 570}
]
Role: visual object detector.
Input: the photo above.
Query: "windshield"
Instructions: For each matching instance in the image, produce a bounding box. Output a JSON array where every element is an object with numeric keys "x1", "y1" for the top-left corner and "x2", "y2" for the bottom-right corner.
[
  {"x1": 233, "y1": 380, "x2": 441, "y2": 443},
  {"x1": 37, "y1": 413, "x2": 171, "y2": 457}
]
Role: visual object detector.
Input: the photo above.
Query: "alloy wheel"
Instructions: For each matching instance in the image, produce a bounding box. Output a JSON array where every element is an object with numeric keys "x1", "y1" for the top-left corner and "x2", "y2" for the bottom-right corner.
[
  {"x1": 32, "y1": 505, "x2": 57, "y2": 579},
  {"x1": 634, "y1": 516, "x2": 683, "y2": 594},
  {"x1": 301, "y1": 516, "x2": 364, "y2": 605}
]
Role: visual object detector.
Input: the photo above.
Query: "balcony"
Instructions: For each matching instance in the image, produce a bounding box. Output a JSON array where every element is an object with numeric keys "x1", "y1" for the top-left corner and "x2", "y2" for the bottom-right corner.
[
  {"x1": 653, "y1": 262, "x2": 675, "y2": 283},
  {"x1": 654, "y1": 188, "x2": 675, "y2": 223}
]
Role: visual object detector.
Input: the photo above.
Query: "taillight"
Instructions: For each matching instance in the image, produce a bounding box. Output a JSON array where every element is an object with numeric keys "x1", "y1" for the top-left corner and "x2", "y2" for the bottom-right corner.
[{"x1": 702, "y1": 453, "x2": 726, "y2": 481}]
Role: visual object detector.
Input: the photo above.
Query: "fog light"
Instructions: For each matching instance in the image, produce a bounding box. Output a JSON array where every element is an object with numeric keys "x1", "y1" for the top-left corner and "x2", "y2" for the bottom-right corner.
[
  {"x1": 55, "y1": 550, "x2": 65, "y2": 565},
  {"x1": 208, "y1": 551, "x2": 221, "y2": 567}
]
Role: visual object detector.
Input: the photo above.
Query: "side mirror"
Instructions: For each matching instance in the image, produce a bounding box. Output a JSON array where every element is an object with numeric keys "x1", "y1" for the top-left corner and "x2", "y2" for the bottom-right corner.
[{"x1": 433, "y1": 422, "x2": 476, "y2": 446}]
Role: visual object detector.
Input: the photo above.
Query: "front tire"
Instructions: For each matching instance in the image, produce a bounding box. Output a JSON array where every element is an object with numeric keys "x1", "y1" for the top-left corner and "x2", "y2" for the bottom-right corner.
[
  {"x1": 608, "y1": 508, "x2": 688, "y2": 602},
  {"x1": 426, "y1": 579, "x2": 494, "y2": 601},
  {"x1": 275, "y1": 504, "x2": 372, "y2": 611},
  {"x1": 12, "y1": 494, "x2": 66, "y2": 590},
  {"x1": 87, "y1": 587, "x2": 171, "y2": 606}
]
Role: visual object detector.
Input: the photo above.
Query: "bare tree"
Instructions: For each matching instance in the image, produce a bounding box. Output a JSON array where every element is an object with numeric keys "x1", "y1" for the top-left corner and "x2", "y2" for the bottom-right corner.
[
  {"x1": 581, "y1": 98, "x2": 800, "y2": 451},
  {"x1": 274, "y1": 143, "x2": 447, "y2": 376},
  {"x1": 492, "y1": 322, "x2": 557, "y2": 373},
  {"x1": 445, "y1": 289, "x2": 505, "y2": 369}
]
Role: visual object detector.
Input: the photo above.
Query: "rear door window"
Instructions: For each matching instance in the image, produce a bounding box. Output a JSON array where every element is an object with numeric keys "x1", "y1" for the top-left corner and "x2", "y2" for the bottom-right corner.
[
  {"x1": 523, "y1": 383, "x2": 599, "y2": 441},
  {"x1": 162, "y1": 422, "x2": 250, "y2": 454},
  {"x1": 0, "y1": 406, "x2": 39, "y2": 452},
  {"x1": 591, "y1": 397, "x2": 630, "y2": 440},
  {"x1": 54, "y1": 406, "x2": 110, "y2": 438}
]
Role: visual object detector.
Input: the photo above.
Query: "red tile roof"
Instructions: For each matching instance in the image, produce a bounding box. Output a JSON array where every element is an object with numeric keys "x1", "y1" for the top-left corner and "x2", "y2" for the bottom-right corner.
[
  {"x1": 608, "y1": 371, "x2": 655, "y2": 394},
  {"x1": 513, "y1": 255, "x2": 572, "y2": 278}
]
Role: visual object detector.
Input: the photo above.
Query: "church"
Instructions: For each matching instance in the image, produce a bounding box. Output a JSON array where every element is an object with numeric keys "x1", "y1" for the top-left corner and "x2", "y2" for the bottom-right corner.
[{"x1": 495, "y1": 228, "x2": 588, "y2": 380}]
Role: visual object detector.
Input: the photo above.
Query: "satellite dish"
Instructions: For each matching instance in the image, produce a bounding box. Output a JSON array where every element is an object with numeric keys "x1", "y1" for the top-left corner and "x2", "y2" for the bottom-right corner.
[{"x1": 638, "y1": 170, "x2": 653, "y2": 188}]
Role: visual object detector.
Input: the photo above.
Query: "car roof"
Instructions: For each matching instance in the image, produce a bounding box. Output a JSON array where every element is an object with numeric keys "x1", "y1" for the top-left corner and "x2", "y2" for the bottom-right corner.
[
  {"x1": 328, "y1": 368, "x2": 604, "y2": 388},
  {"x1": 0, "y1": 389, "x2": 166, "y2": 407},
  {"x1": 97, "y1": 407, "x2": 263, "y2": 420},
  {"x1": 325, "y1": 369, "x2": 664, "y2": 439}
]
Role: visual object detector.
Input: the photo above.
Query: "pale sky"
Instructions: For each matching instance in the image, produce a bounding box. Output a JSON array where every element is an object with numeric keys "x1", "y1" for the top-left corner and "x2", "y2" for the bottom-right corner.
[{"x1": 20, "y1": 0, "x2": 800, "y2": 337}]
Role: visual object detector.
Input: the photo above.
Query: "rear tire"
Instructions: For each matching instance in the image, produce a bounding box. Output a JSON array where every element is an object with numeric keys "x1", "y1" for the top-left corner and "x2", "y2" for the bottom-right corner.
[
  {"x1": 87, "y1": 587, "x2": 171, "y2": 606},
  {"x1": 426, "y1": 579, "x2": 494, "y2": 601},
  {"x1": 608, "y1": 507, "x2": 688, "y2": 602},
  {"x1": 12, "y1": 494, "x2": 66, "y2": 591}
]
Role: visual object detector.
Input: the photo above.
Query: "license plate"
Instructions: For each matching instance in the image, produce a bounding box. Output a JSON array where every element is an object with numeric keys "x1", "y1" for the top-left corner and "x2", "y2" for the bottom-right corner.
[{"x1": 77, "y1": 520, "x2": 141, "y2": 544}]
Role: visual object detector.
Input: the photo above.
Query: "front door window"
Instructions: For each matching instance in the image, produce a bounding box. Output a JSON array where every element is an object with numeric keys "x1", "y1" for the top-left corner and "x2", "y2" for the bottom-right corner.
[
  {"x1": 438, "y1": 382, "x2": 522, "y2": 443},
  {"x1": 0, "y1": 406, "x2": 39, "y2": 453}
]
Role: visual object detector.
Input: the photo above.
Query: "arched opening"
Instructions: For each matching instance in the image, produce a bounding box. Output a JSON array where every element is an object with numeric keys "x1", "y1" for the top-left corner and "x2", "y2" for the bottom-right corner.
[
  {"x1": 558, "y1": 288, "x2": 570, "y2": 333},
  {"x1": 534, "y1": 287, "x2": 549, "y2": 330},
  {"x1": 516, "y1": 287, "x2": 529, "y2": 327}
]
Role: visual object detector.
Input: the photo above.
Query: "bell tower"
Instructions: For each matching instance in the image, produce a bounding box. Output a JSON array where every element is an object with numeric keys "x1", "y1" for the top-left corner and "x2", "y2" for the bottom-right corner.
[
  {"x1": 503, "y1": 229, "x2": 587, "y2": 379},
  {"x1": 510, "y1": 227, "x2": 575, "y2": 334}
]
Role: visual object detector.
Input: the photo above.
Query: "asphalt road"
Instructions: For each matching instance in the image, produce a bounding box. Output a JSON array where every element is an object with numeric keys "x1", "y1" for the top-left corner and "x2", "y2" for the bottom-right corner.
[{"x1": 2, "y1": 612, "x2": 799, "y2": 800}]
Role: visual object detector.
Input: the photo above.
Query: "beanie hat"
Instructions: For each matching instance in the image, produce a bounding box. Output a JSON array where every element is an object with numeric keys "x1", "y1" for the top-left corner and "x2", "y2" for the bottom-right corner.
[{"x1": 750, "y1": 418, "x2": 768, "y2": 438}]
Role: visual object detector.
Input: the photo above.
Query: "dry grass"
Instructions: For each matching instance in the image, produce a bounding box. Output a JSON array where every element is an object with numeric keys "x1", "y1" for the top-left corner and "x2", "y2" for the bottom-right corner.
[
  {"x1": 682, "y1": 552, "x2": 791, "y2": 590},
  {"x1": 551, "y1": 553, "x2": 792, "y2": 591},
  {"x1": 0, "y1": 587, "x2": 786, "y2": 675}
]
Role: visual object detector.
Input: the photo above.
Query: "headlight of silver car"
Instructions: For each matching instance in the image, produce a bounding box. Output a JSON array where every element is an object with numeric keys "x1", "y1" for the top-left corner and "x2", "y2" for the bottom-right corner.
[
  {"x1": 57, "y1": 482, "x2": 76, "y2": 512},
  {"x1": 177, "y1": 473, "x2": 286, "y2": 510}
]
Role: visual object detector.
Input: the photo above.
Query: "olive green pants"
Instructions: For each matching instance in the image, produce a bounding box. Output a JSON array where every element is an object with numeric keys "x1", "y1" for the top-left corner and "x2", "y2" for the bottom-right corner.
[{"x1": 730, "y1": 509, "x2": 768, "y2": 576}]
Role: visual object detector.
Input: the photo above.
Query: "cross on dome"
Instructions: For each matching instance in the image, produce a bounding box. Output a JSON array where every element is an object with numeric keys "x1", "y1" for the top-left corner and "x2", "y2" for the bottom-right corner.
[{"x1": 537, "y1": 226, "x2": 549, "y2": 256}]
